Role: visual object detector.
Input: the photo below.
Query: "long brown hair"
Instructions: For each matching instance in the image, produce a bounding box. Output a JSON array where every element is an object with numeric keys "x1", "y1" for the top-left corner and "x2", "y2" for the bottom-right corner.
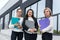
[{"x1": 25, "y1": 9, "x2": 35, "y2": 20}]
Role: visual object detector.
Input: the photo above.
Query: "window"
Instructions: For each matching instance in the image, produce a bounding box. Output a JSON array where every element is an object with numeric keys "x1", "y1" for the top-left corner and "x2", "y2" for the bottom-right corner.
[
  {"x1": 0, "y1": 18, "x2": 3, "y2": 29},
  {"x1": 38, "y1": 0, "x2": 45, "y2": 18},
  {"x1": 12, "y1": 9, "x2": 16, "y2": 17},
  {"x1": 26, "y1": 6, "x2": 31, "y2": 14},
  {"x1": 5, "y1": 14, "x2": 9, "y2": 29},
  {"x1": 0, "y1": 0, "x2": 9, "y2": 15},
  {"x1": 22, "y1": 0, "x2": 27, "y2": 3},
  {"x1": 58, "y1": 15, "x2": 60, "y2": 31},
  {"x1": 53, "y1": 16, "x2": 57, "y2": 34},
  {"x1": 31, "y1": 3, "x2": 37, "y2": 17},
  {"x1": 12, "y1": 7, "x2": 20, "y2": 17},
  {"x1": 53, "y1": 0, "x2": 60, "y2": 14}
]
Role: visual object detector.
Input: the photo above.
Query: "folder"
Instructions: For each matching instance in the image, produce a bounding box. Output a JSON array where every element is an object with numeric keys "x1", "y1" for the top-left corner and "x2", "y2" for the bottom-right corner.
[
  {"x1": 25, "y1": 20, "x2": 35, "y2": 28},
  {"x1": 11, "y1": 17, "x2": 20, "y2": 24},
  {"x1": 39, "y1": 18, "x2": 50, "y2": 30},
  {"x1": 11, "y1": 17, "x2": 20, "y2": 29}
]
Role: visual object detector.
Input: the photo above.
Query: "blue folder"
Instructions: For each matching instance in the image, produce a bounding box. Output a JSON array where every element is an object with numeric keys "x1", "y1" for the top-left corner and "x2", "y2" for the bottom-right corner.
[
  {"x1": 39, "y1": 18, "x2": 50, "y2": 30},
  {"x1": 11, "y1": 17, "x2": 20, "y2": 29},
  {"x1": 11, "y1": 17, "x2": 20, "y2": 24}
]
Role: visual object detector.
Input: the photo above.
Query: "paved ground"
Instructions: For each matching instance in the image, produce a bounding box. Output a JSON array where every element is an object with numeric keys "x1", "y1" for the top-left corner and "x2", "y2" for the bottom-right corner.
[{"x1": 0, "y1": 29, "x2": 60, "y2": 40}]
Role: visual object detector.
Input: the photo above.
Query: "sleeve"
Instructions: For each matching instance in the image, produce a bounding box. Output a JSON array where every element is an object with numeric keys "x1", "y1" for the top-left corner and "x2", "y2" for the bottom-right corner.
[
  {"x1": 18, "y1": 18, "x2": 23, "y2": 26},
  {"x1": 22, "y1": 18, "x2": 29, "y2": 31},
  {"x1": 41, "y1": 17, "x2": 53, "y2": 32},
  {"x1": 9, "y1": 20, "x2": 14, "y2": 29},
  {"x1": 35, "y1": 18, "x2": 38, "y2": 31}
]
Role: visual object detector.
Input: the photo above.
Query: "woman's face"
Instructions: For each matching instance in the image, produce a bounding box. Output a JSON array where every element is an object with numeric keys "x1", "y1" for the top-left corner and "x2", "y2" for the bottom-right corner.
[
  {"x1": 17, "y1": 9, "x2": 22, "y2": 17},
  {"x1": 28, "y1": 10, "x2": 33, "y2": 17},
  {"x1": 44, "y1": 9, "x2": 50, "y2": 17}
]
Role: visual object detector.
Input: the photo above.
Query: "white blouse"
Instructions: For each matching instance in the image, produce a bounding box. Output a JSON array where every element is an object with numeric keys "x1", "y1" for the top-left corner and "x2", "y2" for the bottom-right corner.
[
  {"x1": 9, "y1": 17, "x2": 23, "y2": 32},
  {"x1": 41, "y1": 16, "x2": 53, "y2": 33},
  {"x1": 28, "y1": 17, "x2": 34, "y2": 22}
]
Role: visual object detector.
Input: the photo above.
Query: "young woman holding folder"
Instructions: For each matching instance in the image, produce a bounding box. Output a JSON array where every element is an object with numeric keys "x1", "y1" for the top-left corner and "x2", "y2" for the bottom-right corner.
[
  {"x1": 41, "y1": 7, "x2": 53, "y2": 40},
  {"x1": 22, "y1": 9, "x2": 38, "y2": 40},
  {"x1": 9, "y1": 8, "x2": 23, "y2": 40}
]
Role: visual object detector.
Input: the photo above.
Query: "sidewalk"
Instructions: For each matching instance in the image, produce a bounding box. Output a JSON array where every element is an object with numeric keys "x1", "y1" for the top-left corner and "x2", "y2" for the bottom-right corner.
[{"x1": 0, "y1": 29, "x2": 60, "y2": 40}]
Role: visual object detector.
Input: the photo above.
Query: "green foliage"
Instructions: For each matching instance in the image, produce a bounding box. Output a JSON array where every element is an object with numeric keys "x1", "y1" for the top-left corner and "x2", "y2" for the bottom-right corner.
[{"x1": 53, "y1": 30, "x2": 60, "y2": 34}]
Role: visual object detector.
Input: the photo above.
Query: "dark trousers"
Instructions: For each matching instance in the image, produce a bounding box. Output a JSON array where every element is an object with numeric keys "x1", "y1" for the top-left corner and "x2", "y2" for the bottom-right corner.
[
  {"x1": 42, "y1": 32, "x2": 52, "y2": 40},
  {"x1": 24, "y1": 32, "x2": 37, "y2": 40},
  {"x1": 11, "y1": 31, "x2": 23, "y2": 40}
]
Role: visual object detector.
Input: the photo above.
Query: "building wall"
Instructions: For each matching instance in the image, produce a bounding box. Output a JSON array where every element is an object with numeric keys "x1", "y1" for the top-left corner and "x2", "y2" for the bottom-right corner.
[{"x1": 0, "y1": 0, "x2": 19, "y2": 15}]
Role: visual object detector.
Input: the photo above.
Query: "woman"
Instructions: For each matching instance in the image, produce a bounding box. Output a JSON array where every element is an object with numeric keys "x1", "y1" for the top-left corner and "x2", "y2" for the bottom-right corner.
[
  {"x1": 9, "y1": 8, "x2": 23, "y2": 40},
  {"x1": 22, "y1": 9, "x2": 38, "y2": 40},
  {"x1": 41, "y1": 7, "x2": 53, "y2": 40}
]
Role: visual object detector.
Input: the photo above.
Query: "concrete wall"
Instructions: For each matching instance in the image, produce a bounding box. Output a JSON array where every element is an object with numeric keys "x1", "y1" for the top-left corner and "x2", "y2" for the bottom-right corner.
[{"x1": 0, "y1": 0, "x2": 19, "y2": 15}]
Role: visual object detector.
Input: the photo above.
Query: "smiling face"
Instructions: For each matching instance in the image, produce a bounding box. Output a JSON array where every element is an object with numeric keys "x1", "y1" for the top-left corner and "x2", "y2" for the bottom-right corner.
[
  {"x1": 17, "y1": 9, "x2": 22, "y2": 17},
  {"x1": 28, "y1": 10, "x2": 33, "y2": 17}
]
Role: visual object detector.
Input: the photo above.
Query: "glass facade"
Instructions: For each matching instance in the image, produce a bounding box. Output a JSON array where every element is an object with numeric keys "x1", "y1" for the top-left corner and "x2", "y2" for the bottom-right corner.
[
  {"x1": 12, "y1": 7, "x2": 20, "y2": 17},
  {"x1": 58, "y1": 15, "x2": 60, "y2": 31},
  {"x1": 26, "y1": 6, "x2": 31, "y2": 14},
  {"x1": 5, "y1": 14, "x2": 9, "y2": 29},
  {"x1": 53, "y1": 0, "x2": 60, "y2": 14},
  {"x1": 53, "y1": 16, "x2": 57, "y2": 34},
  {"x1": 12, "y1": 9, "x2": 16, "y2": 17},
  {"x1": 53, "y1": 0, "x2": 60, "y2": 34},
  {"x1": 22, "y1": 0, "x2": 27, "y2": 3},
  {"x1": 31, "y1": 3, "x2": 37, "y2": 17},
  {"x1": 0, "y1": 18, "x2": 3, "y2": 29},
  {"x1": 38, "y1": 0, "x2": 45, "y2": 18}
]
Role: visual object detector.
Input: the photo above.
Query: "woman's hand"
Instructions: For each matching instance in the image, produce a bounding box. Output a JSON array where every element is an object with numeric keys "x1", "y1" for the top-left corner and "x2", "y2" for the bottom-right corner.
[
  {"x1": 14, "y1": 24, "x2": 19, "y2": 26},
  {"x1": 39, "y1": 24, "x2": 41, "y2": 27},
  {"x1": 29, "y1": 29, "x2": 35, "y2": 33},
  {"x1": 28, "y1": 28, "x2": 36, "y2": 33},
  {"x1": 40, "y1": 30, "x2": 45, "y2": 33},
  {"x1": 18, "y1": 25, "x2": 23, "y2": 29},
  {"x1": 32, "y1": 28, "x2": 37, "y2": 32},
  {"x1": 14, "y1": 24, "x2": 22, "y2": 29}
]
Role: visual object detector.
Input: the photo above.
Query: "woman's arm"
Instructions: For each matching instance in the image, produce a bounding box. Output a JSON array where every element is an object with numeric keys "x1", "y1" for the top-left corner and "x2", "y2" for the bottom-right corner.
[
  {"x1": 35, "y1": 18, "x2": 38, "y2": 31},
  {"x1": 22, "y1": 18, "x2": 29, "y2": 31},
  {"x1": 9, "y1": 20, "x2": 14, "y2": 29},
  {"x1": 41, "y1": 17, "x2": 53, "y2": 33}
]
